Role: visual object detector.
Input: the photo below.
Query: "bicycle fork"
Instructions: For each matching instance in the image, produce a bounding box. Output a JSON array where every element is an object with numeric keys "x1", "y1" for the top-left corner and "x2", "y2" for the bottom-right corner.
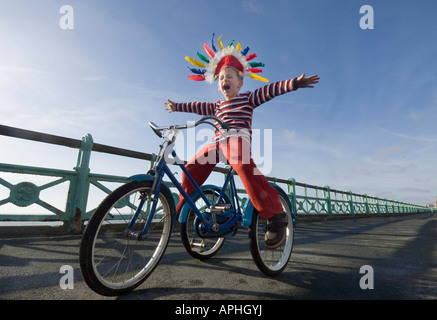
[{"x1": 124, "y1": 160, "x2": 168, "y2": 241}]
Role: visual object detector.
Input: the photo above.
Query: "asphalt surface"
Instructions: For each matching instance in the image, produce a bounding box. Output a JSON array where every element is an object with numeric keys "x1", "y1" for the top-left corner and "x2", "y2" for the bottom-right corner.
[{"x1": 1, "y1": 213, "x2": 436, "y2": 301}]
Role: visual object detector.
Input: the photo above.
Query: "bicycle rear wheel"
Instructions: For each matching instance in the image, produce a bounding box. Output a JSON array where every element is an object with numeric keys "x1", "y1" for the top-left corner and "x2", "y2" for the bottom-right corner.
[
  {"x1": 180, "y1": 188, "x2": 228, "y2": 260},
  {"x1": 249, "y1": 187, "x2": 294, "y2": 277},
  {"x1": 79, "y1": 180, "x2": 174, "y2": 296}
]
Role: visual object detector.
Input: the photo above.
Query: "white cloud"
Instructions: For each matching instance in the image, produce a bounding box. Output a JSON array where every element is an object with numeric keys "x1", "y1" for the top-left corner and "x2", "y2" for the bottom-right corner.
[
  {"x1": 241, "y1": 0, "x2": 263, "y2": 15},
  {"x1": 278, "y1": 129, "x2": 344, "y2": 159},
  {"x1": 371, "y1": 145, "x2": 407, "y2": 162},
  {"x1": 381, "y1": 129, "x2": 437, "y2": 144}
]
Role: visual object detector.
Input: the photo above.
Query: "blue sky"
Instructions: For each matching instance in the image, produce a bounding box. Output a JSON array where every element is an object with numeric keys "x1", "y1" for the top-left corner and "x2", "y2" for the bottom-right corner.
[{"x1": 1, "y1": 0, "x2": 436, "y2": 209}]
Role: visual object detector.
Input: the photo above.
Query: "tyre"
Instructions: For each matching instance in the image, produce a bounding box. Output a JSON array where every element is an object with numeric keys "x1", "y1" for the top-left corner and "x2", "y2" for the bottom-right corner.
[
  {"x1": 249, "y1": 186, "x2": 294, "y2": 277},
  {"x1": 79, "y1": 180, "x2": 174, "y2": 296},
  {"x1": 180, "y1": 188, "x2": 229, "y2": 260}
]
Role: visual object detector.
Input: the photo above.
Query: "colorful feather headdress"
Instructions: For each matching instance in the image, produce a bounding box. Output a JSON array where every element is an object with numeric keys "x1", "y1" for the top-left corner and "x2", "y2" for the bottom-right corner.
[{"x1": 185, "y1": 33, "x2": 268, "y2": 84}]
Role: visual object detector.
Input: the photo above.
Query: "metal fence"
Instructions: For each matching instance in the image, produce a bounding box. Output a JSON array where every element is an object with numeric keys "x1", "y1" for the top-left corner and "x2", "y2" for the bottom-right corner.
[{"x1": 0, "y1": 124, "x2": 434, "y2": 232}]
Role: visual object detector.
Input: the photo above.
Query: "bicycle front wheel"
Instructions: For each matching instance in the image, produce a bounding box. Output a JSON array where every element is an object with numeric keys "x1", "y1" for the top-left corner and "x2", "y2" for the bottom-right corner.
[
  {"x1": 249, "y1": 187, "x2": 294, "y2": 277},
  {"x1": 79, "y1": 180, "x2": 174, "y2": 296}
]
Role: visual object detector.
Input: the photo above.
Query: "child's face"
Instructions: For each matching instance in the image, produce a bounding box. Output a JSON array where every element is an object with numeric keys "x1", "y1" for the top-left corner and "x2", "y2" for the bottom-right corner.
[{"x1": 218, "y1": 67, "x2": 243, "y2": 100}]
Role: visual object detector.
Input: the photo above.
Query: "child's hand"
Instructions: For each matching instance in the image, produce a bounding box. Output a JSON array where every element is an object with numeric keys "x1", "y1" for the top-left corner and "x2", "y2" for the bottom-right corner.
[
  {"x1": 295, "y1": 73, "x2": 319, "y2": 89},
  {"x1": 164, "y1": 99, "x2": 176, "y2": 112}
]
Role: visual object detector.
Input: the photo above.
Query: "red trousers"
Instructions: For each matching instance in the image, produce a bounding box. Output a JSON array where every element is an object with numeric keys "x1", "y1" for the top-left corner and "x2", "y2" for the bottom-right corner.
[{"x1": 176, "y1": 137, "x2": 283, "y2": 219}]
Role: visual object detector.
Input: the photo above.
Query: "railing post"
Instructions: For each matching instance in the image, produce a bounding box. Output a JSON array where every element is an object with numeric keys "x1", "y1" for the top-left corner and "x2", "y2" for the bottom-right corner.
[
  {"x1": 149, "y1": 153, "x2": 157, "y2": 169},
  {"x1": 65, "y1": 133, "x2": 93, "y2": 232},
  {"x1": 375, "y1": 197, "x2": 381, "y2": 214},
  {"x1": 347, "y1": 190, "x2": 354, "y2": 215},
  {"x1": 287, "y1": 178, "x2": 297, "y2": 216},
  {"x1": 364, "y1": 194, "x2": 369, "y2": 214},
  {"x1": 323, "y1": 185, "x2": 332, "y2": 215}
]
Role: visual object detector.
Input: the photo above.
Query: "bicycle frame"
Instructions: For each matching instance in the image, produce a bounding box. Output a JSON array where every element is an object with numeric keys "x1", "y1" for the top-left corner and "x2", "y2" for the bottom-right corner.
[{"x1": 128, "y1": 127, "x2": 253, "y2": 240}]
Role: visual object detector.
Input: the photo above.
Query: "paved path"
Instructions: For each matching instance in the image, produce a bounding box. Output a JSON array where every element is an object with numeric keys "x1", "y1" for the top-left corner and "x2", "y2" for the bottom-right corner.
[{"x1": 1, "y1": 213, "x2": 436, "y2": 300}]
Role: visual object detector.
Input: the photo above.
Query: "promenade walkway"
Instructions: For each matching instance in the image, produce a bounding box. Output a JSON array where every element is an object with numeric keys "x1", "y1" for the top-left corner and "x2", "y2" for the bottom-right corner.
[{"x1": 1, "y1": 213, "x2": 436, "y2": 300}]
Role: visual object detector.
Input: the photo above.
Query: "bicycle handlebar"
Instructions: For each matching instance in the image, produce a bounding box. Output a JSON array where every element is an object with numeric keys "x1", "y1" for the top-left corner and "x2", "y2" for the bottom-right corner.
[{"x1": 149, "y1": 116, "x2": 229, "y2": 138}]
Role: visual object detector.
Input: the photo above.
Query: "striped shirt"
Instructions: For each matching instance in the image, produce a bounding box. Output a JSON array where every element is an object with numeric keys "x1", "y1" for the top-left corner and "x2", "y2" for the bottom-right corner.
[{"x1": 175, "y1": 78, "x2": 297, "y2": 142}]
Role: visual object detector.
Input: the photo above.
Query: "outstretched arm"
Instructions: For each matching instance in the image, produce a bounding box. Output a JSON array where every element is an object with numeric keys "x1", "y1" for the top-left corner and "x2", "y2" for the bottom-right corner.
[
  {"x1": 163, "y1": 99, "x2": 216, "y2": 115},
  {"x1": 294, "y1": 73, "x2": 319, "y2": 89},
  {"x1": 250, "y1": 74, "x2": 319, "y2": 107}
]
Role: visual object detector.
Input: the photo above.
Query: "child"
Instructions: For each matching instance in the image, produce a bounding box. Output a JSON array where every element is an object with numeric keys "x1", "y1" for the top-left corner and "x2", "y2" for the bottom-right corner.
[{"x1": 164, "y1": 35, "x2": 319, "y2": 248}]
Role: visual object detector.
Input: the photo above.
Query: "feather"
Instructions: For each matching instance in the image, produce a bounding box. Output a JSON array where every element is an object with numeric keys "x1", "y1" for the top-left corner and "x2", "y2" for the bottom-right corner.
[
  {"x1": 211, "y1": 33, "x2": 217, "y2": 53},
  {"x1": 248, "y1": 62, "x2": 265, "y2": 68},
  {"x1": 185, "y1": 56, "x2": 207, "y2": 68},
  {"x1": 203, "y1": 43, "x2": 215, "y2": 58},
  {"x1": 248, "y1": 73, "x2": 268, "y2": 82},
  {"x1": 241, "y1": 47, "x2": 250, "y2": 55},
  {"x1": 188, "y1": 74, "x2": 206, "y2": 81},
  {"x1": 245, "y1": 53, "x2": 257, "y2": 61},
  {"x1": 218, "y1": 34, "x2": 224, "y2": 50},
  {"x1": 188, "y1": 67, "x2": 206, "y2": 74},
  {"x1": 196, "y1": 51, "x2": 210, "y2": 64},
  {"x1": 246, "y1": 68, "x2": 263, "y2": 73},
  {"x1": 236, "y1": 42, "x2": 242, "y2": 51}
]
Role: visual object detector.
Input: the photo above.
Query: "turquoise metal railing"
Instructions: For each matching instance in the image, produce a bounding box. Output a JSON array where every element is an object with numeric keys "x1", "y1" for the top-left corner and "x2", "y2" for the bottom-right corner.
[{"x1": 0, "y1": 124, "x2": 434, "y2": 232}]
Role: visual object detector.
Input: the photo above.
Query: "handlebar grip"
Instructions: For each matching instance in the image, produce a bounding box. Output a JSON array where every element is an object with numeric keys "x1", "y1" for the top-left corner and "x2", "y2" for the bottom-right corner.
[{"x1": 148, "y1": 122, "x2": 163, "y2": 138}]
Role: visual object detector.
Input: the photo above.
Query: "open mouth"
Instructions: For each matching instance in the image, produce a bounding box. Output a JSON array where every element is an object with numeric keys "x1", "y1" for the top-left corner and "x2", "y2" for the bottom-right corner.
[{"x1": 223, "y1": 85, "x2": 230, "y2": 90}]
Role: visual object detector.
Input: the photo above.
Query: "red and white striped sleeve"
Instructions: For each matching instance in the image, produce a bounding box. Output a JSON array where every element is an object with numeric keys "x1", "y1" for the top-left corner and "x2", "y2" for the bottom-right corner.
[
  {"x1": 174, "y1": 101, "x2": 216, "y2": 115},
  {"x1": 249, "y1": 78, "x2": 297, "y2": 107}
]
